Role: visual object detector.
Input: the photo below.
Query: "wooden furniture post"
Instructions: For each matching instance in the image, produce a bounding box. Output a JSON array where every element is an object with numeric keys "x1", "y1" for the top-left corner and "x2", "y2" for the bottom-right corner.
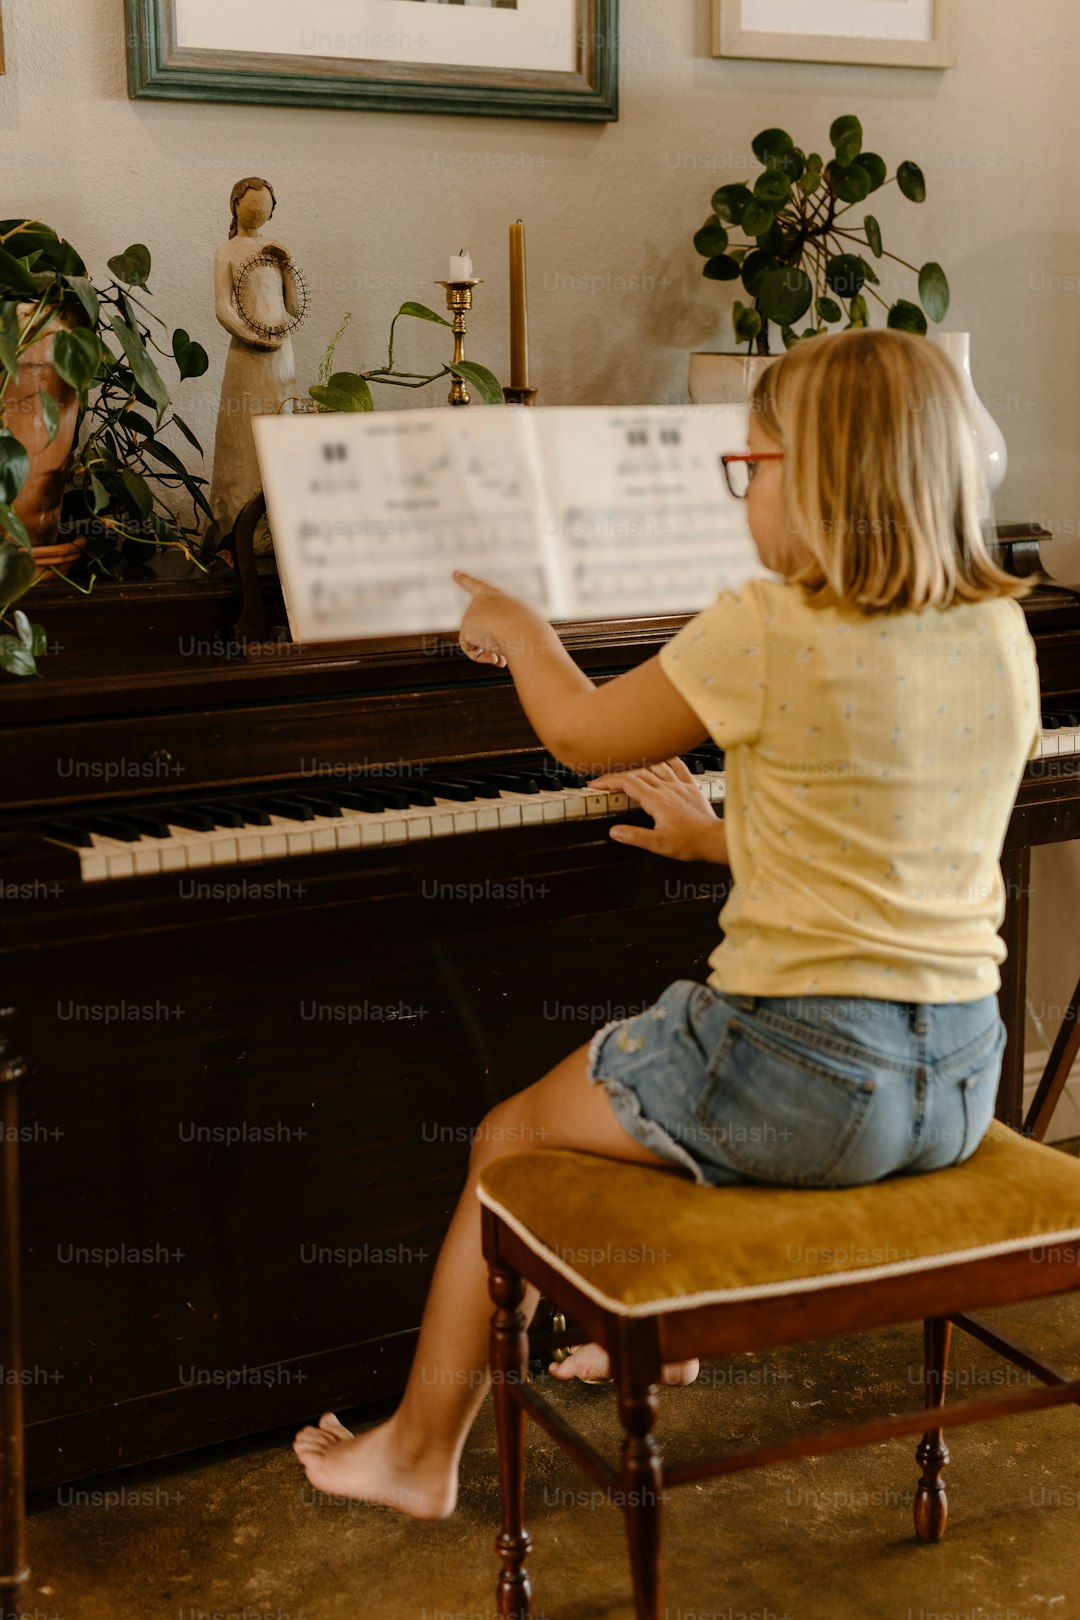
[
  {"x1": 0, "y1": 1008, "x2": 27, "y2": 1620},
  {"x1": 488, "y1": 1237, "x2": 533, "y2": 1620},
  {"x1": 914, "y1": 1314, "x2": 952, "y2": 1543}
]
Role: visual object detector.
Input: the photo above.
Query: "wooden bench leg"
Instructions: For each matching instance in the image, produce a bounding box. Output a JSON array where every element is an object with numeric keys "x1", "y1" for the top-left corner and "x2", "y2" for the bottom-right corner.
[
  {"x1": 617, "y1": 1373, "x2": 664, "y2": 1620},
  {"x1": 914, "y1": 1315, "x2": 952, "y2": 1544},
  {"x1": 490, "y1": 1260, "x2": 533, "y2": 1620},
  {"x1": 0, "y1": 1015, "x2": 27, "y2": 1620}
]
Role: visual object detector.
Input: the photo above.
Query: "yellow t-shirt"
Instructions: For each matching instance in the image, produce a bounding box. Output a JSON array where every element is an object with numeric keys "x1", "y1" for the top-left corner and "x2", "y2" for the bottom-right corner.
[{"x1": 659, "y1": 579, "x2": 1042, "y2": 1002}]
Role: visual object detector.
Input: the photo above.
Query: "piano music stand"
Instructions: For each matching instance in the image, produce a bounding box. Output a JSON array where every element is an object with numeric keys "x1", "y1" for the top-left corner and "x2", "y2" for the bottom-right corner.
[{"x1": 1023, "y1": 972, "x2": 1080, "y2": 1142}]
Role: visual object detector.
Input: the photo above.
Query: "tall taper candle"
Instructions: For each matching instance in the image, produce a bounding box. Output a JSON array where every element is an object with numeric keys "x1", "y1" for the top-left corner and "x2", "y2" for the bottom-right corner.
[{"x1": 509, "y1": 220, "x2": 529, "y2": 390}]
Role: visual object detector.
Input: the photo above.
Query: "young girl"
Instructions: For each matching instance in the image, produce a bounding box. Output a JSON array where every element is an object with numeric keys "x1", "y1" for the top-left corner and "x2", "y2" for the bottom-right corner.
[{"x1": 294, "y1": 328, "x2": 1042, "y2": 1518}]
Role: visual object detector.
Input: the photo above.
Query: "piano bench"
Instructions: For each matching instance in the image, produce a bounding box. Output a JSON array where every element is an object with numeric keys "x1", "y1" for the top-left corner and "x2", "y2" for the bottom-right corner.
[{"x1": 478, "y1": 1121, "x2": 1080, "y2": 1620}]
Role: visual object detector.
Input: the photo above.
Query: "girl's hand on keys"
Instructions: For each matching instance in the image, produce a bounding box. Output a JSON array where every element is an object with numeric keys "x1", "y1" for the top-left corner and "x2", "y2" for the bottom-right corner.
[{"x1": 589, "y1": 758, "x2": 729, "y2": 865}]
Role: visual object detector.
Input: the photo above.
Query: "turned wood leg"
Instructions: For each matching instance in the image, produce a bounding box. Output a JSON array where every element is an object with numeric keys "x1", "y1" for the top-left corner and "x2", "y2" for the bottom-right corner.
[
  {"x1": 616, "y1": 1374, "x2": 664, "y2": 1620},
  {"x1": 914, "y1": 1315, "x2": 952, "y2": 1544},
  {"x1": 489, "y1": 1258, "x2": 533, "y2": 1620},
  {"x1": 0, "y1": 1012, "x2": 28, "y2": 1620}
]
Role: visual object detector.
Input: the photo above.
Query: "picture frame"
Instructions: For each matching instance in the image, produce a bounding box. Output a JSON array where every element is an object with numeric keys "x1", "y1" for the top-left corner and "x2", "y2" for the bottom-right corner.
[
  {"x1": 712, "y1": 0, "x2": 957, "y2": 69},
  {"x1": 124, "y1": 0, "x2": 618, "y2": 122}
]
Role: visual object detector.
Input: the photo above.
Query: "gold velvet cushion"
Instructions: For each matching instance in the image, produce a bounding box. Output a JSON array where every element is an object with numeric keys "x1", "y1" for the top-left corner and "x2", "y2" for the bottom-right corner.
[{"x1": 476, "y1": 1122, "x2": 1080, "y2": 1317}]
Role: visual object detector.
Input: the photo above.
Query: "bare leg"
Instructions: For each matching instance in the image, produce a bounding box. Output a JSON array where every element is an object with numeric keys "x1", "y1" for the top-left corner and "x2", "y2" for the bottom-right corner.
[{"x1": 293, "y1": 1041, "x2": 681, "y2": 1518}]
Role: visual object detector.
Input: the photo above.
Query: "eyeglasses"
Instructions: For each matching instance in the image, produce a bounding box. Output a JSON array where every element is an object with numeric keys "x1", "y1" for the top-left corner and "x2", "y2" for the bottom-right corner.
[{"x1": 721, "y1": 452, "x2": 784, "y2": 500}]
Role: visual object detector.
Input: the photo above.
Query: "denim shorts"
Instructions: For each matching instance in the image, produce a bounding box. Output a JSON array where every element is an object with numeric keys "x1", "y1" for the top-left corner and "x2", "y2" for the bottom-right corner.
[{"x1": 587, "y1": 981, "x2": 1006, "y2": 1189}]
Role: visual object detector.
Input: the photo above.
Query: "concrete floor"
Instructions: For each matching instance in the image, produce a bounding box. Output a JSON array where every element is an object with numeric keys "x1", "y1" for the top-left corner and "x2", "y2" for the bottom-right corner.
[{"x1": 23, "y1": 1296, "x2": 1080, "y2": 1620}]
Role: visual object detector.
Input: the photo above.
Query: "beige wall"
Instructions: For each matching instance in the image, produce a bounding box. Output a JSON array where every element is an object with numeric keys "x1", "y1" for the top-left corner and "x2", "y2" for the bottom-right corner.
[{"x1": 5, "y1": 0, "x2": 1079, "y2": 1066}]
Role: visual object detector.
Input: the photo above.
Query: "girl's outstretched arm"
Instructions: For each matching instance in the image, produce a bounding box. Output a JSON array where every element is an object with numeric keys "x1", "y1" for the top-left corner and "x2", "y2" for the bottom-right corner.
[{"x1": 455, "y1": 571, "x2": 708, "y2": 773}]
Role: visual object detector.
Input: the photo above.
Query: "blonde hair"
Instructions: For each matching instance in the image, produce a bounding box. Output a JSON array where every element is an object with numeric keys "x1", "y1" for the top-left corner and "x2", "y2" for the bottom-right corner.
[{"x1": 751, "y1": 329, "x2": 1029, "y2": 613}]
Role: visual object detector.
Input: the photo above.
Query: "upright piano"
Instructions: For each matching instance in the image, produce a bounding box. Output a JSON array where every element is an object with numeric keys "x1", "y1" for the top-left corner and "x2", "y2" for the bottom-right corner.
[{"x1": 1, "y1": 553, "x2": 1078, "y2": 1498}]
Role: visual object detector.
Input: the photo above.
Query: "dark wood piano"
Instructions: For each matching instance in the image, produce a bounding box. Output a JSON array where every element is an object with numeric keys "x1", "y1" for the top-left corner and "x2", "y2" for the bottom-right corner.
[{"x1": 1, "y1": 546, "x2": 1078, "y2": 1506}]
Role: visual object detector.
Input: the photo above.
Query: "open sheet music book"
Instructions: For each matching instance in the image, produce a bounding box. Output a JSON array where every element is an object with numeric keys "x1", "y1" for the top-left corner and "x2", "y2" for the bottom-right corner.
[{"x1": 252, "y1": 404, "x2": 770, "y2": 643}]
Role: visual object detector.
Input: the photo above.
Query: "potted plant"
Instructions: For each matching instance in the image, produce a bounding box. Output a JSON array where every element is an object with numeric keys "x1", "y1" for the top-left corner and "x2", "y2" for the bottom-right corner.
[
  {"x1": 0, "y1": 220, "x2": 214, "y2": 674},
  {"x1": 307, "y1": 303, "x2": 503, "y2": 412},
  {"x1": 688, "y1": 116, "x2": 950, "y2": 402}
]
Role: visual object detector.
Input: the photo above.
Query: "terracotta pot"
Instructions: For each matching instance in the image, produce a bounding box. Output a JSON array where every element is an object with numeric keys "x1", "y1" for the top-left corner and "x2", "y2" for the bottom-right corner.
[
  {"x1": 5, "y1": 303, "x2": 81, "y2": 569},
  {"x1": 31, "y1": 534, "x2": 87, "y2": 581}
]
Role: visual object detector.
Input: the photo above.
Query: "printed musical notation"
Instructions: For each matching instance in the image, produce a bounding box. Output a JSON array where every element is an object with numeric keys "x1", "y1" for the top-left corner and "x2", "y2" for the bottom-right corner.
[{"x1": 253, "y1": 403, "x2": 765, "y2": 643}]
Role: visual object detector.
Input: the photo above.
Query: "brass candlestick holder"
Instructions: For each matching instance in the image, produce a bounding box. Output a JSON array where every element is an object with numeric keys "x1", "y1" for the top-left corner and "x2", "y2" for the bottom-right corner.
[
  {"x1": 503, "y1": 384, "x2": 539, "y2": 406},
  {"x1": 435, "y1": 278, "x2": 482, "y2": 406}
]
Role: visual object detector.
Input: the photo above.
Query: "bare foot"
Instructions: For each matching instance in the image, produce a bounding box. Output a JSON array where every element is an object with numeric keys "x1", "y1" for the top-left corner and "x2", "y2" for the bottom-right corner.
[
  {"x1": 293, "y1": 1412, "x2": 458, "y2": 1520},
  {"x1": 549, "y1": 1343, "x2": 700, "y2": 1386}
]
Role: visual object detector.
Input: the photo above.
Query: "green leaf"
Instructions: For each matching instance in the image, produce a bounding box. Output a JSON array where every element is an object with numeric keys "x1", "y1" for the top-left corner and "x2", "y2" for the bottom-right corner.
[
  {"x1": 831, "y1": 163, "x2": 871, "y2": 205},
  {"x1": 864, "y1": 215, "x2": 883, "y2": 258},
  {"x1": 107, "y1": 244, "x2": 152, "y2": 288},
  {"x1": 702, "y1": 255, "x2": 743, "y2": 283},
  {"x1": 38, "y1": 388, "x2": 59, "y2": 446},
  {"x1": 309, "y1": 372, "x2": 374, "y2": 413},
  {"x1": 772, "y1": 146, "x2": 806, "y2": 183},
  {"x1": 0, "y1": 533, "x2": 34, "y2": 609},
  {"x1": 751, "y1": 128, "x2": 794, "y2": 163},
  {"x1": 0, "y1": 335, "x2": 18, "y2": 383},
  {"x1": 446, "y1": 360, "x2": 503, "y2": 405},
  {"x1": 0, "y1": 245, "x2": 42, "y2": 298},
  {"x1": 13, "y1": 608, "x2": 34, "y2": 649},
  {"x1": 64, "y1": 275, "x2": 100, "y2": 325},
  {"x1": 0, "y1": 634, "x2": 37, "y2": 677},
  {"x1": 53, "y1": 327, "x2": 101, "y2": 396},
  {"x1": 755, "y1": 266, "x2": 814, "y2": 327},
  {"x1": 753, "y1": 169, "x2": 791, "y2": 206},
  {"x1": 0, "y1": 501, "x2": 30, "y2": 551},
  {"x1": 740, "y1": 251, "x2": 774, "y2": 298},
  {"x1": 398, "y1": 301, "x2": 452, "y2": 329},
  {"x1": 781, "y1": 325, "x2": 799, "y2": 352},
  {"x1": 0, "y1": 431, "x2": 30, "y2": 504},
  {"x1": 89, "y1": 473, "x2": 111, "y2": 514},
  {"x1": 887, "y1": 299, "x2": 928, "y2": 334},
  {"x1": 740, "y1": 199, "x2": 775, "y2": 238},
  {"x1": 711, "y1": 184, "x2": 753, "y2": 226},
  {"x1": 897, "y1": 161, "x2": 927, "y2": 203},
  {"x1": 829, "y1": 115, "x2": 863, "y2": 166},
  {"x1": 798, "y1": 164, "x2": 823, "y2": 197},
  {"x1": 848, "y1": 293, "x2": 870, "y2": 328},
  {"x1": 109, "y1": 315, "x2": 168, "y2": 423},
  {"x1": 693, "y1": 219, "x2": 729, "y2": 258},
  {"x1": 732, "y1": 302, "x2": 762, "y2": 345},
  {"x1": 120, "y1": 468, "x2": 154, "y2": 519},
  {"x1": 816, "y1": 296, "x2": 843, "y2": 324},
  {"x1": 918, "y1": 261, "x2": 950, "y2": 323},
  {"x1": 855, "y1": 152, "x2": 887, "y2": 192},
  {"x1": 824, "y1": 254, "x2": 866, "y2": 300},
  {"x1": 141, "y1": 437, "x2": 199, "y2": 478},
  {"x1": 172, "y1": 328, "x2": 209, "y2": 381},
  {"x1": 858, "y1": 255, "x2": 880, "y2": 286},
  {"x1": 121, "y1": 410, "x2": 157, "y2": 439},
  {"x1": 169, "y1": 412, "x2": 204, "y2": 454}
]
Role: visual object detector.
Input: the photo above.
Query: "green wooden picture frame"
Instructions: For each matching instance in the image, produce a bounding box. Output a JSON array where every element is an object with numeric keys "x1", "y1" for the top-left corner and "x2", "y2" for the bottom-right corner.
[{"x1": 124, "y1": 0, "x2": 619, "y2": 122}]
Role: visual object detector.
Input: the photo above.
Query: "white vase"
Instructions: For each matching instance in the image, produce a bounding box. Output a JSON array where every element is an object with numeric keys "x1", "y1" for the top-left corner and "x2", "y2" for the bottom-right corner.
[
  {"x1": 930, "y1": 331, "x2": 1008, "y2": 494},
  {"x1": 687, "y1": 352, "x2": 775, "y2": 406}
]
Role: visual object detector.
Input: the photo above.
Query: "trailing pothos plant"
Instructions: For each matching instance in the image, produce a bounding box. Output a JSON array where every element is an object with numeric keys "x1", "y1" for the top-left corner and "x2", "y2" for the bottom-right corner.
[
  {"x1": 0, "y1": 220, "x2": 213, "y2": 675},
  {"x1": 693, "y1": 117, "x2": 949, "y2": 353},
  {"x1": 308, "y1": 303, "x2": 503, "y2": 411}
]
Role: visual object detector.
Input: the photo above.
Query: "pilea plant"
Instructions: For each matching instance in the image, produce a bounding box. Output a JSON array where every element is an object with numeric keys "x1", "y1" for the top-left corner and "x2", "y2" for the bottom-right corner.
[{"x1": 693, "y1": 116, "x2": 949, "y2": 353}]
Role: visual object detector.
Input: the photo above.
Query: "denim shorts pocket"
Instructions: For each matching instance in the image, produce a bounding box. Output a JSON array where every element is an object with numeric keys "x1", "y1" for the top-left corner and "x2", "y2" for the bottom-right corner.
[{"x1": 693, "y1": 1015, "x2": 878, "y2": 1188}]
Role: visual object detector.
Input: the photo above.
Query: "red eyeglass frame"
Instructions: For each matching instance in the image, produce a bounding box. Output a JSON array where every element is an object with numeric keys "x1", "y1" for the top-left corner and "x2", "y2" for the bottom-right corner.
[{"x1": 720, "y1": 452, "x2": 784, "y2": 499}]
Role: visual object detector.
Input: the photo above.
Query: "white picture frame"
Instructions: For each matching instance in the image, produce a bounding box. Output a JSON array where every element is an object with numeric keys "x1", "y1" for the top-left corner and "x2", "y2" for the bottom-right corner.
[{"x1": 712, "y1": 0, "x2": 957, "y2": 69}]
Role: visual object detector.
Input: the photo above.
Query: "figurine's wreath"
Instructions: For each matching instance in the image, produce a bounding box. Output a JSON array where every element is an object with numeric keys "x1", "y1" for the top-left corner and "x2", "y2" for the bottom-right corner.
[{"x1": 234, "y1": 253, "x2": 310, "y2": 341}]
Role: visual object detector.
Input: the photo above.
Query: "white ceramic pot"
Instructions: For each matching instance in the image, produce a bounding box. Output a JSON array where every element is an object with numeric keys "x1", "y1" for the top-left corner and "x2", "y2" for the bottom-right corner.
[
  {"x1": 687, "y1": 352, "x2": 776, "y2": 406},
  {"x1": 930, "y1": 331, "x2": 1008, "y2": 494}
]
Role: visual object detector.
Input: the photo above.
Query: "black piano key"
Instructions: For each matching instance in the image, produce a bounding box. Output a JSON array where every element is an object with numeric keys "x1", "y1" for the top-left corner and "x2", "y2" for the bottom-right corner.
[
  {"x1": 334, "y1": 790, "x2": 389, "y2": 814},
  {"x1": 164, "y1": 807, "x2": 218, "y2": 832},
  {"x1": 292, "y1": 796, "x2": 343, "y2": 818},
  {"x1": 481, "y1": 772, "x2": 541, "y2": 795},
  {"x1": 86, "y1": 817, "x2": 142, "y2": 843},
  {"x1": 196, "y1": 804, "x2": 247, "y2": 829},
  {"x1": 260, "y1": 797, "x2": 316, "y2": 822},
  {"x1": 216, "y1": 802, "x2": 272, "y2": 827},
  {"x1": 547, "y1": 768, "x2": 589, "y2": 789},
  {"x1": 680, "y1": 754, "x2": 708, "y2": 774},
  {"x1": 428, "y1": 776, "x2": 502, "y2": 801},
  {"x1": 422, "y1": 779, "x2": 490, "y2": 803},
  {"x1": 126, "y1": 814, "x2": 173, "y2": 839},
  {"x1": 373, "y1": 781, "x2": 437, "y2": 808},
  {"x1": 42, "y1": 822, "x2": 94, "y2": 849}
]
